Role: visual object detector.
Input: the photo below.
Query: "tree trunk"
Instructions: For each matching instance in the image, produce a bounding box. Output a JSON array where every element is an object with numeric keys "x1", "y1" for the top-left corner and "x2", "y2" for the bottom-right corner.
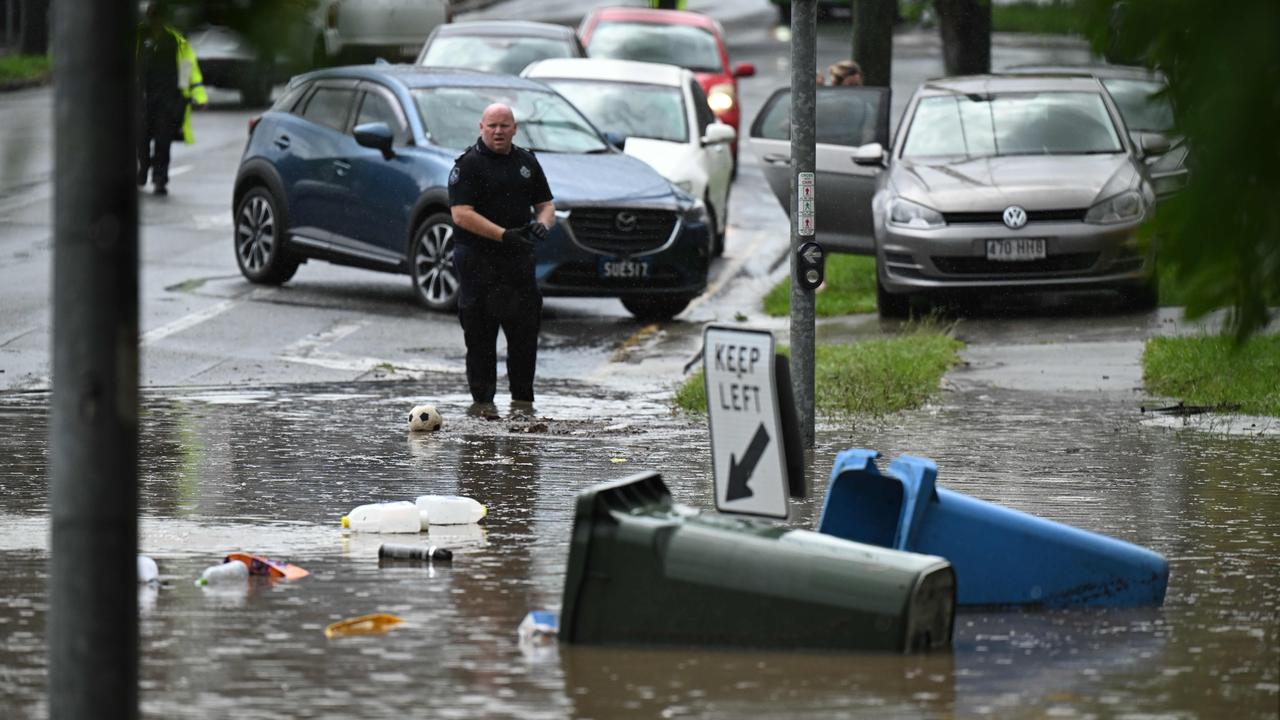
[
  {"x1": 19, "y1": 0, "x2": 48, "y2": 55},
  {"x1": 934, "y1": 0, "x2": 991, "y2": 76},
  {"x1": 851, "y1": 0, "x2": 895, "y2": 87}
]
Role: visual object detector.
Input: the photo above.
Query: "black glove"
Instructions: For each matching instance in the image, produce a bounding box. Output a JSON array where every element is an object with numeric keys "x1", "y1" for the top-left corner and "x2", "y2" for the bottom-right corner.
[
  {"x1": 502, "y1": 227, "x2": 534, "y2": 247},
  {"x1": 524, "y1": 220, "x2": 549, "y2": 242}
]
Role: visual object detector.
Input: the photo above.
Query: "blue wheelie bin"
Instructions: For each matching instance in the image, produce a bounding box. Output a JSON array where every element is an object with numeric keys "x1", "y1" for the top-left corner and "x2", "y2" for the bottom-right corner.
[{"x1": 817, "y1": 449, "x2": 1168, "y2": 608}]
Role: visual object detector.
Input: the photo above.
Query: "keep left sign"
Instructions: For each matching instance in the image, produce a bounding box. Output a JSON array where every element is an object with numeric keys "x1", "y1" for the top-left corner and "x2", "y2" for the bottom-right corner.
[{"x1": 703, "y1": 325, "x2": 790, "y2": 519}]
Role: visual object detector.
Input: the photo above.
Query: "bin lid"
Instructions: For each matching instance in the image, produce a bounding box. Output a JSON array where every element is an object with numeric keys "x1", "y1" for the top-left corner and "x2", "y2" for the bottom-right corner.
[{"x1": 819, "y1": 449, "x2": 938, "y2": 550}]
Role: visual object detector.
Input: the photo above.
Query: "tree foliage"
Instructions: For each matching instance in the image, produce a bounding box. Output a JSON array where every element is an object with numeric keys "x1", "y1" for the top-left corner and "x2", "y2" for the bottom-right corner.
[{"x1": 1080, "y1": 0, "x2": 1279, "y2": 342}]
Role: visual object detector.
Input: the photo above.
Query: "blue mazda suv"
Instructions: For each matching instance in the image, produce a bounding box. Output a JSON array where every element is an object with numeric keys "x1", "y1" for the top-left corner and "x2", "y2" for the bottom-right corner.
[{"x1": 232, "y1": 65, "x2": 712, "y2": 320}]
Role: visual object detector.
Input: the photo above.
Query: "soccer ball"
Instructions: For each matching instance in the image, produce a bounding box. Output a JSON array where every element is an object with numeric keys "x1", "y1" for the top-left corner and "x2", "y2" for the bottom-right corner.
[{"x1": 408, "y1": 404, "x2": 443, "y2": 432}]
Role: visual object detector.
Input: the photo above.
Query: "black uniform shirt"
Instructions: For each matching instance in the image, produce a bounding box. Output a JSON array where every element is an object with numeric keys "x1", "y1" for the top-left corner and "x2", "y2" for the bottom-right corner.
[
  {"x1": 448, "y1": 138, "x2": 553, "y2": 256},
  {"x1": 138, "y1": 27, "x2": 180, "y2": 102}
]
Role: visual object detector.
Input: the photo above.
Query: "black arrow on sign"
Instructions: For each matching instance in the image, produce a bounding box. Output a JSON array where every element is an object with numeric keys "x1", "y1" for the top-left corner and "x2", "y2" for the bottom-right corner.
[{"x1": 727, "y1": 423, "x2": 771, "y2": 502}]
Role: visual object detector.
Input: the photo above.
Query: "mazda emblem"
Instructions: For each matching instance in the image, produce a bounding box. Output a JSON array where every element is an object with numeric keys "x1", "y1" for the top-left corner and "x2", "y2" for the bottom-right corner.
[
  {"x1": 1002, "y1": 205, "x2": 1028, "y2": 229},
  {"x1": 614, "y1": 211, "x2": 638, "y2": 232}
]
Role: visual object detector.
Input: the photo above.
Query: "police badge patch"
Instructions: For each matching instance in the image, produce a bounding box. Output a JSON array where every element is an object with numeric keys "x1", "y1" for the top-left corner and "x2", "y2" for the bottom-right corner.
[
  {"x1": 520, "y1": 166, "x2": 532, "y2": 179},
  {"x1": 449, "y1": 167, "x2": 460, "y2": 185}
]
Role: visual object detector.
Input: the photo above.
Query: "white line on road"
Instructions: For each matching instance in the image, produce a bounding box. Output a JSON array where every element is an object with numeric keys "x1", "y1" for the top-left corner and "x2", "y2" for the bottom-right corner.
[
  {"x1": 587, "y1": 227, "x2": 772, "y2": 383},
  {"x1": 280, "y1": 320, "x2": 368, "y2": 358},
  {"x1": 141, "y1": 299, "x2": 237, "y2": 345}
]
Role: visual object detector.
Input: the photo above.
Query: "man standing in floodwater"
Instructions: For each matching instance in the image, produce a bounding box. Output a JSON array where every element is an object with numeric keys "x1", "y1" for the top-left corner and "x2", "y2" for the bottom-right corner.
[{"x1": 448, "y1": 103, "x2": 556, "y2": 415}]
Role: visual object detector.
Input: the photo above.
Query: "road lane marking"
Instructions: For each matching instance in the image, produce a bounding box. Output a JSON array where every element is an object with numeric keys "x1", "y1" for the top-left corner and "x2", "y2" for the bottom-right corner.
[
  {"x1": 587, "y1": 227, "x2": 772, "y2": 382},
  {"x1": 141, "y1": 299, "x2": 236, "y2": 345}
]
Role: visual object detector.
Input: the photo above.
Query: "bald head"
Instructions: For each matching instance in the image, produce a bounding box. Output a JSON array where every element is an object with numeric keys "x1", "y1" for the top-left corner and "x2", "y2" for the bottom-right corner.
[{"x1": 479, "y1": 103, "x2": 516, "y2": 154}]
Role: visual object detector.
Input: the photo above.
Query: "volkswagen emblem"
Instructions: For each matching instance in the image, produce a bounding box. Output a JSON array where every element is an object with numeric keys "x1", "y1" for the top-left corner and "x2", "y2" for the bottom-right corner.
[
  {"x1": 1002, "y1": 205, "x2": 1028, "y2": 229},
  {"x1": 614, "y1": 211, "x2": 638, "y2": 233}
]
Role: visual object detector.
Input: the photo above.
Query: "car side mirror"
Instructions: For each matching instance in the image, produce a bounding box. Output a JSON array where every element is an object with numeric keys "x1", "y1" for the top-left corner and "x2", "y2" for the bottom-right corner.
[
  {"x1": 354, "y1": 121, "x2": 395, "y2": 159},
  {"x1": 1138, "y1": 132, "x2": 1171, "y2": 158},
  {"x1": 702, "y1": 122, "x2": 736, "y2": 146},
  {"x1": 852, "y1": 142, "x2": 885, "y2": 166},
  {"x1": 733, "y1": 62, "x2": 756, "y2": 78},
  {"x1": 604, "y1": 131, "x2": 626, "y2": 150}
]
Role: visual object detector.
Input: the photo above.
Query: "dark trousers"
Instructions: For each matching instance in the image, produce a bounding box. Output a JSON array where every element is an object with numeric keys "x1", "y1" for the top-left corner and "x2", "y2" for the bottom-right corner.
[
  {"x1": 454, "y1": 244, "x2": 542, "y2": 403},
  {"x1": 137, "y1": 94, "x2": 182, "y2": 186}
]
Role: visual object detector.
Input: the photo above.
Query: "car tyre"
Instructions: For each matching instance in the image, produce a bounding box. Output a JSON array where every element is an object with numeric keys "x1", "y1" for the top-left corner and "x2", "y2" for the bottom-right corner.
[
  {"x1": 1120, "y1": 275, "x2": 1159, "y2": 311},
  {"x1": 234, "y1": 186, "x2": 299, "y2": 285},
  {"x1": 621, "y1": 294, "x2": 692, "y2": 322},
  {"x1": 876, "y1": 271, "x2": 911, "y2": 319},
  {"x1": 411, "y1": 212, "x2": 460, "y2": 312},
  {"x1": 708, "y1": 191, "x2": 726, "y2": 257}
]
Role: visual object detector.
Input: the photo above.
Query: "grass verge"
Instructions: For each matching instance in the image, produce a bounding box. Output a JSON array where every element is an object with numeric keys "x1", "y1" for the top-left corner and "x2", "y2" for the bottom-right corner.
[
  {"x1": 1142, "y1": 333, "x2": 1280, "y2": 417},
  {"x1": 675, "y1": 323, "x2": 964, "y2": 416},
  {"x1": 764, "y1": 254, "x2": 878, "y2": 317},
  {"x1": 0, "y1": 54, "x2": 52, "y2": 87}
]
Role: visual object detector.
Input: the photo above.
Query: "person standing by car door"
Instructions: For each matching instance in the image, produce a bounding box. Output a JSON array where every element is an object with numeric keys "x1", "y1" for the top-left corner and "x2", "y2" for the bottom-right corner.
[
  {"x1": 448, "y1": 103, "x2": 556, "y2": 413},
  {"x1": 136, "y1": 1, "x2": 207, "y2": 196}
]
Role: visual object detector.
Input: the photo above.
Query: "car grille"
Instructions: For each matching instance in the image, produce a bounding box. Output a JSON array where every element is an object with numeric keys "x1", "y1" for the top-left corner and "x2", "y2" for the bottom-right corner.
[
  {"x1": 567, "y1": 208, "x2": 677, "y2": 256},
  {"x1": 942, "y1": 209, "x2": 1087, "y2": 224},
  {"x1": 932, "y1": 253, "x2": 1099, "y2": 275}
]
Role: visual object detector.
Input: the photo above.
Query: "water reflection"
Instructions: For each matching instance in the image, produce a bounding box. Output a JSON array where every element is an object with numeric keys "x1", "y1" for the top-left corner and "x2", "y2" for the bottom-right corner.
[{"x1": 0, "y1": 381, "x2": 1276, "y2": 718}]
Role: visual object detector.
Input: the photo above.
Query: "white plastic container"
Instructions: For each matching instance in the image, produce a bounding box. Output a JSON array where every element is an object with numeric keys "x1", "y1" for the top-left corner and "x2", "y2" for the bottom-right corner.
[
  {"x1": 416, "y1": 495, "x2": 487, "y2": 526},
  {"x1": 196, "y1": 559, "x2": 249, "y2": 586},
  {"x1": 137, "y1": 555, "x2": 159, "y2": 584},
  {"x1": 342, "y1": 501, "x2": 422, "y2": 533}
]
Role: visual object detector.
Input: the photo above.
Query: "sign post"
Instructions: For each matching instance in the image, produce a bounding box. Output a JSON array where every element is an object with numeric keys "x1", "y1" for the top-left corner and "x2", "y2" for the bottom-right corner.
[{"x1": 703, "y1": 326, "x2": 793, "y2": 519}]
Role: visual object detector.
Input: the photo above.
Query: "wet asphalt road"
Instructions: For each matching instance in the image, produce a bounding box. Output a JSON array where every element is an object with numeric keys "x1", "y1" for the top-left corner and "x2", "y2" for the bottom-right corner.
[{"x1": 1, "y1": 0, "x2": 1279, "y2": 717}]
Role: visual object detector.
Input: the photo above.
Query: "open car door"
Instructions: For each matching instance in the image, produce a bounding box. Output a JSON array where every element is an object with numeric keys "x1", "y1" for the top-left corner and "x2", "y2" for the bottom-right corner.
[{"x1": 748, "y1": 86, "x2": 890, "y2": 254}]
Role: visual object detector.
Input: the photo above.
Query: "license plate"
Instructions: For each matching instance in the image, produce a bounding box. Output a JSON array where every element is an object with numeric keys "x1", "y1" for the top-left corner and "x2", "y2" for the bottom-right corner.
[
  {"x1": 986, "y1": 238, "x2": 1047, "y2": 261},
  {"x1": 599, "y1": 258, "x2": 651, "y2": 279}
]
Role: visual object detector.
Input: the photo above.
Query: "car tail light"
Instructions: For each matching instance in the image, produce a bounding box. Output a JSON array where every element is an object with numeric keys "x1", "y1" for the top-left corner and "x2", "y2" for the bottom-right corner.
[
  {"x1": 248, "y1": 116, "x2": 261, "y2": 137},
  {"x1": 326, "y1": 2, "x2": 339, "y2": 29}
]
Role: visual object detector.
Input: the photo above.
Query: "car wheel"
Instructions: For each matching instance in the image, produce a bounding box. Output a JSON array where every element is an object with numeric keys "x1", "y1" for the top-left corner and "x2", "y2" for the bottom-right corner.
[
  {"x1": 410, "y1": 212, "x2": 459, "y2": 312},
  {"x1": 876, "y1": 271, "x2": 910, "y2": 319},
  {"x1": 234, "y1": 186, "x2": 299, "y2": 285},
  {"x1": 1120, "y1": 275, "x2": 1159, "y2": 311},
  {"x1": 708, "y1": 191, "x2": 726, "y2": 257},
  {"x1": 621, "y1": 294, "x2": 693, "y2": 322}
]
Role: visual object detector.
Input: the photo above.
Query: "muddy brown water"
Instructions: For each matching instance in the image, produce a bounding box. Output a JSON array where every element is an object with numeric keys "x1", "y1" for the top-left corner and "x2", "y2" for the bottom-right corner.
[{"x1": 1, "y1": 378, "x2": 1276, "y2": 718}]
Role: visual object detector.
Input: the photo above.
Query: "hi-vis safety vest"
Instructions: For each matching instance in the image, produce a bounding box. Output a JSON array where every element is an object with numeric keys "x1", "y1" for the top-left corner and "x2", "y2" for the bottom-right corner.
[
  {"x1": 648, "y1": 0, "x2": 687, "y2": 8},
  {"x1": 139, "y1": 25, "x2": 208, "y2": 145}
]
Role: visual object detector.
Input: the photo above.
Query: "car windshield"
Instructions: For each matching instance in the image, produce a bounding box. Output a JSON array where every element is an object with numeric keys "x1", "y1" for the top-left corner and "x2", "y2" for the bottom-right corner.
[
  {"x1": 586, "y1": 22, "x2": 722, "y2": 74},
  {"x1": 1100, "y1": 78, "x2": 1174, "y2": 133},
  {"x1": 420, "y1": 35, "x2": 576, "y2": 75},
  {"x1": 412, "y1": 87, "x2": 609, "y2": 153},
  {"x1": 542, "y1": 79, "x2": 687, "y2": 143},
  {"x1": 902, "y1": 91, "x2": 1124, "y2": 159}
]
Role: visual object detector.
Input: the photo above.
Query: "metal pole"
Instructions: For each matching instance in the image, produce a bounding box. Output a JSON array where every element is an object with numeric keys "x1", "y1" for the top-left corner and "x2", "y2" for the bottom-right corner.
[
  {"x1": 49, "y1": 0, "x2": 139, "y2": 716},
  {"x1": 790, "y1": 0, "x2": 817, "y2": 449}
]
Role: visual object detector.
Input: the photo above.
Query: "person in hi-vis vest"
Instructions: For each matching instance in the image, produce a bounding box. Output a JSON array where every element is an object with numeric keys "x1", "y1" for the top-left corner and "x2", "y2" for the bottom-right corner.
[{"x1": 136, "y1": 1, "x2": 208, "y2": 195}]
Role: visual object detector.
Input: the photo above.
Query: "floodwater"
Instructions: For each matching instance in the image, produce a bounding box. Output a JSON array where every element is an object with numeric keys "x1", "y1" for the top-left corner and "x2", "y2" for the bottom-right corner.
[{"x1": 0, "y1": 376, "x2": 1277, "y2": 719}]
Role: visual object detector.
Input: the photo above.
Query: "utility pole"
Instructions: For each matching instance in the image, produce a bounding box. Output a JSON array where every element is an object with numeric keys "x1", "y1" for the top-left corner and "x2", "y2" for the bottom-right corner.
[
  {"x1": 49, "y1": 0, "x2": 139, "y2": 717},
  {"x1": 790, "y1": 0, "x2": 817, "y2": 449}
]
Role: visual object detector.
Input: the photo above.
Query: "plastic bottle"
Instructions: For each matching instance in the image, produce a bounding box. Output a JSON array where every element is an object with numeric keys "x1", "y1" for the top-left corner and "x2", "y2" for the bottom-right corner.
[
  {"x1": 137, "y1": 555, "x2": 159, "y2": 584},
  {"x1": 342, "y1": 501, "x2": 422, "y2": 533},
  {"x1": 378, "y1": 543, "x2": 453, "y2": 563},
  {"x1": 415, "y1": 495, "x2": 487, "y2": 526},
  {"x1": 195, "y1": 559, "x2": 249, "y2": 586}
]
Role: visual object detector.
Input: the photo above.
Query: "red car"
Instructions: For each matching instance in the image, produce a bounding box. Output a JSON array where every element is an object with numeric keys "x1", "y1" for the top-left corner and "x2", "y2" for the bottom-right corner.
[{"x1": 579, "y1": 7, "x2": 755, "y2": 172}]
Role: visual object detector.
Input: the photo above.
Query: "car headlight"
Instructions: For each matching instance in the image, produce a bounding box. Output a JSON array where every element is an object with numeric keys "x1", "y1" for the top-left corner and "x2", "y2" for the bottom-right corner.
[
  {"x1": 679, "y1": 198, "x2": 709, "y2": 225},
  {"x1": 707, "y1": 83, "x2": 735, "y2": 113},
  {"x1": 887, "y1": 197, "x2": 945, "y2": 229},
  {"x1": 1085, "y1": 189, "x2": 1145, "y2": 224}
]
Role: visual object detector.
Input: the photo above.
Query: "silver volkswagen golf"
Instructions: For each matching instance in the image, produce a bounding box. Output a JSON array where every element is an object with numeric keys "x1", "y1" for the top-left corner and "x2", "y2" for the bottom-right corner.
[{"x1": 861, "y1": 75, "x2": 1167, "y2": 317}]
